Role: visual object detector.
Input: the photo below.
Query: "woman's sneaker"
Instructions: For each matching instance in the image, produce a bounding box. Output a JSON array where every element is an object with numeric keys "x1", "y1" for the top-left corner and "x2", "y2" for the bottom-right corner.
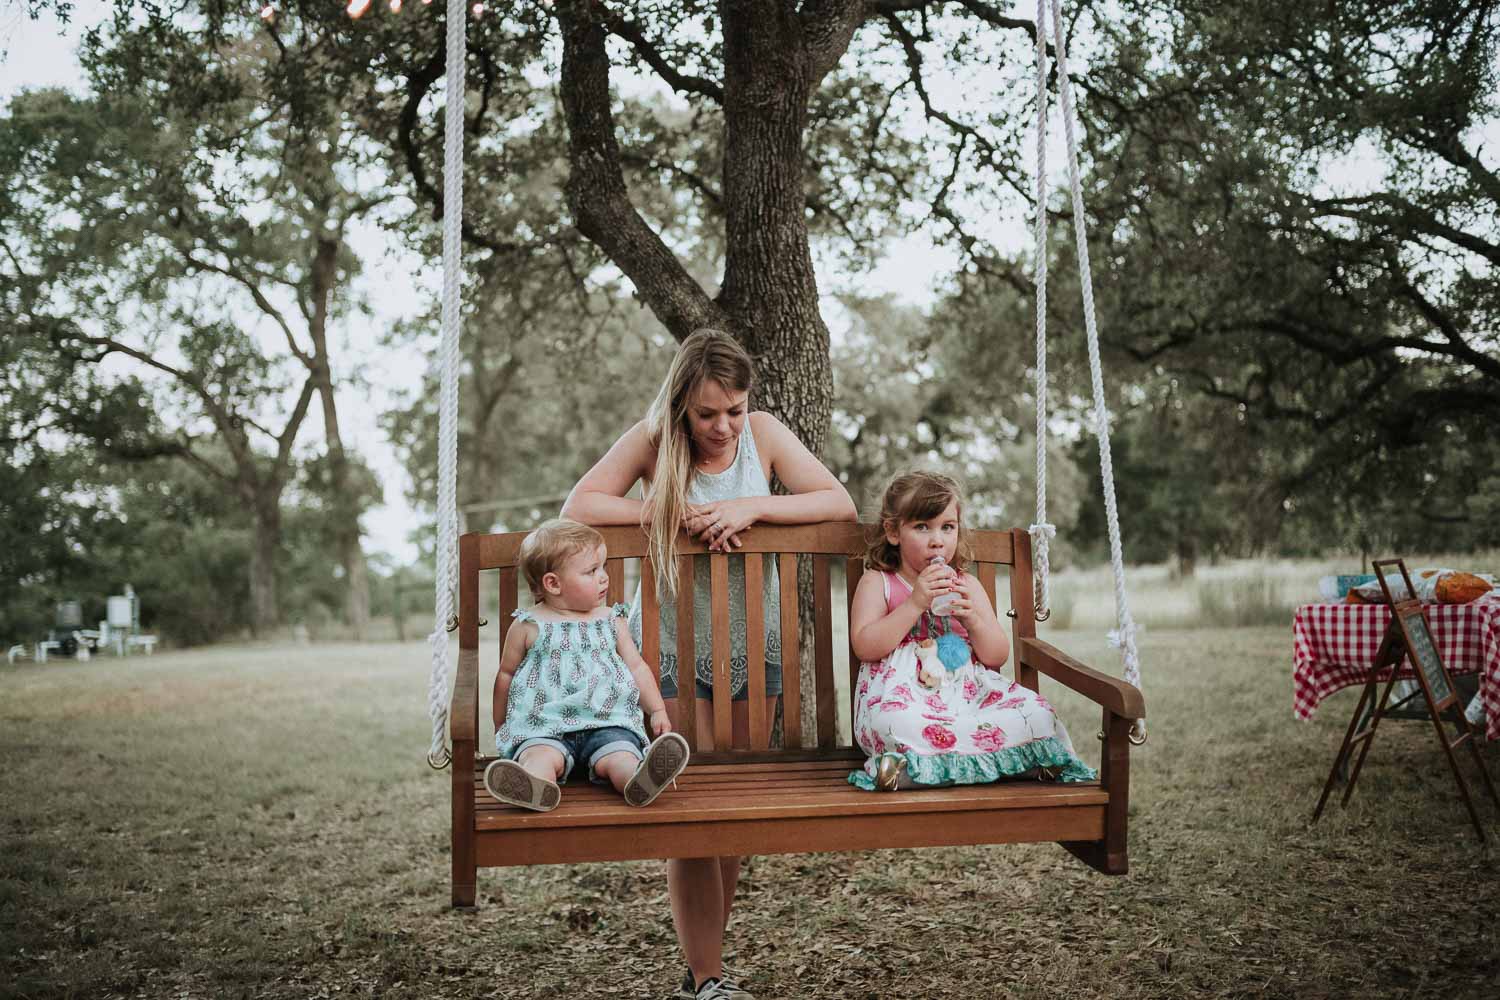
[
  {"x1": 677, "y1": 967, "x2": 752, "y2": 999},
  {"x1": 623, "y1": 732, "x2": 690, "y2": 807},
  {"x1": 690, "y1": 975, "x2": 753, "y2": 999},
  {"x1": 482, "y1": 759, "x2": 560, "y2": 812}
]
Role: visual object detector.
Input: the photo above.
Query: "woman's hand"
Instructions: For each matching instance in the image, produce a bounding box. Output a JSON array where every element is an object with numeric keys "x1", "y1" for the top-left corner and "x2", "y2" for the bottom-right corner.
[
  {"x1": 685, "y1": 497, "x2": 761, "y2": 552},
  {"x1": 648, "y1": 709, "x2": 673, "y2": 738},
  {"x1": 908, "y1": 560, "x2": 958, "y2": 612}
]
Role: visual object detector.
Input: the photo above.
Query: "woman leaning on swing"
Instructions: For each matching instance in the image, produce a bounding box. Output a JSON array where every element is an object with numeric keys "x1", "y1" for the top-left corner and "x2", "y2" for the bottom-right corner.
[{"x1": 562, "y1": 328, "x2": 856, "y2": 1000}]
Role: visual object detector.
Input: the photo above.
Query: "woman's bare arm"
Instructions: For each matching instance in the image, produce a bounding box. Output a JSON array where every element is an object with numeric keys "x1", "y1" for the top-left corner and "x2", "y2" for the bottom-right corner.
[
  {"x1": 752, "y1": 412, "x2": 858, "y2": 523},
  {"x1": 560, "y1": 420, "x2": 656, "y2": 525}
]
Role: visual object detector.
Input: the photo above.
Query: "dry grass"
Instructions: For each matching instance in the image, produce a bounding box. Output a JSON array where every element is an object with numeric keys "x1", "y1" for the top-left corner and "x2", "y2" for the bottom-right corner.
[
  {"x1": 2, "y1": 628, "x2": 1497, "y2": 1000},
  {"x1": 1048, "y1": 549, "x2": 1500, "y2": 632}
]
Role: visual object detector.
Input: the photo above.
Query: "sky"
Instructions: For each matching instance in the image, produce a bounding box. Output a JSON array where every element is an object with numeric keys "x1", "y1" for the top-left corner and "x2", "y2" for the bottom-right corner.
[{"x1": 1, "y1": 2, "x2": 979, "y2": 565}]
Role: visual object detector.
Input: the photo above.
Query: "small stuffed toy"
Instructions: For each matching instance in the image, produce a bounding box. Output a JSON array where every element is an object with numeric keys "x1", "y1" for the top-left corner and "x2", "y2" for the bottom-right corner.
[
  {"x1": 916, "y1": 633, "x2": 976, "y2": 690},
  {"x1": 915, "y1": 639, "x2": 945, "y2": 690}
]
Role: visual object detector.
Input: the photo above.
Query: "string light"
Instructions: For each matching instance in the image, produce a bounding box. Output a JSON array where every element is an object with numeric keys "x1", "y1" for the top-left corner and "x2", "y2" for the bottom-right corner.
[
  {"x1": 259, "y1": 4, "x2": 275, "y2": 20},
  {"x1": 320, "y1": 0, "x2": 512, "y2": 21}
]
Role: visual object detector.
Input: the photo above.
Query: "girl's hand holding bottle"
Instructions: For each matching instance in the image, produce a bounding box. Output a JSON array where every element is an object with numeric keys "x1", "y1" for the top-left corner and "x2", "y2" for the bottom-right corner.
[
  {"x1": 910, "y1": 558, "x2": 958, "y2": 612},
  {"x1": 943, "y1": 572, "x2": 982, "y2": 623}
]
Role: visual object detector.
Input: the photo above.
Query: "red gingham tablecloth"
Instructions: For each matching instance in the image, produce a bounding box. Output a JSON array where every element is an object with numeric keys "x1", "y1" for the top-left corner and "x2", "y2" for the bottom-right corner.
[{"x1": 1292, "y1": 596, "x2": 1500, "y2": 740}]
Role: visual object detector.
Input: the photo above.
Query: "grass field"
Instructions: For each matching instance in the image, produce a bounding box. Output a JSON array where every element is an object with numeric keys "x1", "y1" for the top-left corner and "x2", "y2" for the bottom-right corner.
[{"x1": 2, "y1": 624, "x2": 1497, "y2": 999}]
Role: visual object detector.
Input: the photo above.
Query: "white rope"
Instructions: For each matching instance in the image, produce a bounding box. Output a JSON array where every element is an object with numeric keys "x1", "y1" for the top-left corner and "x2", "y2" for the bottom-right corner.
[
  {"x1": 426, "y1": 0, "x2": 468, "y2": 768},
  {"x1": 1029, "y1": 0, "x2": 1054, "y2": 618},
  {"x1": 1046, "y1": 0, "x2": 1144, "y2": 732}
]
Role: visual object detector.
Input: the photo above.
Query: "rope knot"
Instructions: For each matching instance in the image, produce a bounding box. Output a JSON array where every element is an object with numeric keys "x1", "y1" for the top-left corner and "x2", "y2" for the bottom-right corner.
[{"x1": 1106, "y1": 618, "x2": 1143, "y2": 651}]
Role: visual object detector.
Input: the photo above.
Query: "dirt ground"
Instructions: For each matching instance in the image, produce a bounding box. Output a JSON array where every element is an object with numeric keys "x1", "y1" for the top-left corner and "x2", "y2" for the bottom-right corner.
[{"x1": 2, "y1": 629, "x2": 1496, "y2": 999}]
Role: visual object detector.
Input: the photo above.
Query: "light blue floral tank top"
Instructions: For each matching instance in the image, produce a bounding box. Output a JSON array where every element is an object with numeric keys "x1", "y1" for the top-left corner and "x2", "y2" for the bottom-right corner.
[
  {"x1": 628, "y1": 420, "x2": 782, "y2": 695},
  {"x1": 495, "y1": 603, "x2": 647, "y2": 758}
]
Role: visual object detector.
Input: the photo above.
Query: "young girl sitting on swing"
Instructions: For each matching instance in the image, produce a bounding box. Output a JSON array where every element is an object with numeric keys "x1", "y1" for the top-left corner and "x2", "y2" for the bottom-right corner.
[
  {"x1": 849, "y1": 472, "x2": 1094, "y2": 791},
  {"x1": 485, "y1": 518, "x2": 690, "y2": 811}
]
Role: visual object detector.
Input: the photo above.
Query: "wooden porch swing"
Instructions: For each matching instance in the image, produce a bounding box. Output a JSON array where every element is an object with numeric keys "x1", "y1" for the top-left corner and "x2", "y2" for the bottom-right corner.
[
  {"x1": 423, "y1": 0, "x2": 1148, "y2": 908},
  {"x1": 447, "y1": 523, "x2": 1145, "y2": 907}
]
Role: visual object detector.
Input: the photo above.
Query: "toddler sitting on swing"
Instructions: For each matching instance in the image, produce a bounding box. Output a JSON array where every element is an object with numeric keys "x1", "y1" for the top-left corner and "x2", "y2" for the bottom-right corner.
[
  {"x1": 485, "y1": 518, "x2": 689, "y2": 811},
  {"x1": 849, "y1": 472, "x2": 1094, "y2": 791}
]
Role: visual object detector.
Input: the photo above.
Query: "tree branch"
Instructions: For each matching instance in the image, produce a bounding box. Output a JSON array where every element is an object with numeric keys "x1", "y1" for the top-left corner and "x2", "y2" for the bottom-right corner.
[
  {"x1": 556, "y1": 4, "x2": 727, "y2": 340},
  {"x1": 175, "y1": 441, "x2": 234, "y2": 485},
  {"x1": 594, "y1": 3, "x2": 725, "y2": 103},
  {"x1": 1400, "y1": 125, "x2": 1500, "y2": 208},
  {"x1": 798, "y1": 0, "x2": 869, "y2": 84},
  {"x1": 1389, "y1": 269, "x2": 1500, "y2": 381},
  {"x1": 177, "y1": 249, "x2": 311, "y2": 365},
  {"x1": 869, "y1": 1, "x2": 1040, "y2": 38},
  {"x1": 272, "y1": 374, "x2": 318, "y2": 486},
  {"x1": 880, "y1": 11, "x2": 1033, "y2": 207},
  {"x1": 396, "y1": 47, "x2": 531, "y2": 258},
  {"x1": 1310, "y1": 192, "x2": 1500, "y2": 266}
]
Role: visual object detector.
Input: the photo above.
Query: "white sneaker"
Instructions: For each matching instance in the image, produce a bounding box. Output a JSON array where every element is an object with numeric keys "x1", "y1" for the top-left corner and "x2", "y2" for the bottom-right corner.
[
  {"x1": 623, "y1": 732, "x2": 690, "y2": 807},
  {"x1": 676, "y1": 967, "x2": 750, "y2": 999},
  {"x1": 693, "y1": 976, "x2": 754, "y2": 999}
]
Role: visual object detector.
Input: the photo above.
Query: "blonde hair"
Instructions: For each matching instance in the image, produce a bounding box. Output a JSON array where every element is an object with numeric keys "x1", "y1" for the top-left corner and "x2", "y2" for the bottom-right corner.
[
  {"x1": 519, "y1": 518, "x2": 605, "y2": 601},
  {"x1": 864, "y1": 471, "x2": 973, "y2": 574},
  {"x1": 644, "y1": 328, "x2": 755, "y2": 599}
]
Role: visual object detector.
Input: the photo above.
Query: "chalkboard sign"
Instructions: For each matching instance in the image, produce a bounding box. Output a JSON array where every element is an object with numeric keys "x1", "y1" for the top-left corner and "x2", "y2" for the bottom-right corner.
[
  {"x1": 1397, "y1": 607, "x2": 1453, "y2": 706},
  {"x1": 1315, "y1": 557, "x2": 1500, "y2": 841}
]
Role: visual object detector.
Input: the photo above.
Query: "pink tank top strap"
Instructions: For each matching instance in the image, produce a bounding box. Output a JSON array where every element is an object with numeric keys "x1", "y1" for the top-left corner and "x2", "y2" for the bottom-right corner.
[
  {"x1": 882, "y1": 569, "x2": 969, "y2": 643},
  {"x1": 882, "y1": 570, "x2": 910, "y2": 613}
]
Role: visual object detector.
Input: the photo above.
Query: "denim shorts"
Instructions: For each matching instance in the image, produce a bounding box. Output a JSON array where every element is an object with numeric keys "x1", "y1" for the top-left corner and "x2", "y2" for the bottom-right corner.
[
  {"x1": 659, "y1": 662, "x2": 784, "y2": 702},
  {"x1": 511, "y1": 726, "x2": 645, "y2": 785}
]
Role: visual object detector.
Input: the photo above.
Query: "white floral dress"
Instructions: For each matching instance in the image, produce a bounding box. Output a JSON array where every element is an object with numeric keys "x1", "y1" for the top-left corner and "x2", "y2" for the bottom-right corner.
[{"x1": 850, "y1": 571, "x2": 1094, "y2": 790}]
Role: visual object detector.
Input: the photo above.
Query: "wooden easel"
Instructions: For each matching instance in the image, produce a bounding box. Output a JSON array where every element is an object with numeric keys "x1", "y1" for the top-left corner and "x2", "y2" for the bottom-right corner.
[{"x1": 1313, "y1": 559, "x2": 1500, "y2": 840}]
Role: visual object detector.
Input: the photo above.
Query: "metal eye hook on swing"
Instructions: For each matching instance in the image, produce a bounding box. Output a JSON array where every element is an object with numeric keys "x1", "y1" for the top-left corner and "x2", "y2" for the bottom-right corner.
[
  {"x1": 1098, "y1": 720, "x2": 1149, "y2": 745},
  {"x1": 444, "y1": 582, "x2": 488, "y2": 632},
  {"x1": 427, "y1": 746, "x2": 452, "y2": 770}
]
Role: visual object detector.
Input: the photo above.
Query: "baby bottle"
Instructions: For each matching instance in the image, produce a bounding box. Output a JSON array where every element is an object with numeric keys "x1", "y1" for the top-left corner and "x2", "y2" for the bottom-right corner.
[{"x1": 928, "y1": 555, "x2": 957, "y2": 615}]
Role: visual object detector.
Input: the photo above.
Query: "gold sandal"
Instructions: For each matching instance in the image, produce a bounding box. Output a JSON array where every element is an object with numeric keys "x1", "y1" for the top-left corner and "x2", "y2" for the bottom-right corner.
[{"x1": 874, "y1": 753, "x2": 912, "y2": 791}]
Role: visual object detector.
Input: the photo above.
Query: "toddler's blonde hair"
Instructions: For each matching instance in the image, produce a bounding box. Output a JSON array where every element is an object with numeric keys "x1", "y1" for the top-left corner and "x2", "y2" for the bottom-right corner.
[{"x1": 519, "y1": 518, "x2": 606, "y2": 600}]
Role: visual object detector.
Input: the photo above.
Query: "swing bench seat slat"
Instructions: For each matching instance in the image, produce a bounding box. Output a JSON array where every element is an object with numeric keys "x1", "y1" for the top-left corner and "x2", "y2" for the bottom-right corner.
[
  {"x1": 467, "y1": 754, "x2": 1108, "y2": 867},
  {"x1": 449, "y1": 523, "x2": 1144, "y2": 907}
]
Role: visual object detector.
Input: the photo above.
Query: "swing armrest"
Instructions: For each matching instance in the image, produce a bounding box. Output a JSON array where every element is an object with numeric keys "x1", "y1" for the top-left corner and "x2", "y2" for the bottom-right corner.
[
  {"x1": 1019, "y1": 637, "x2": 1145, "y2": 719},
  {"x1": 450, "y1": 648, "x2": 480, "y2": 749}
]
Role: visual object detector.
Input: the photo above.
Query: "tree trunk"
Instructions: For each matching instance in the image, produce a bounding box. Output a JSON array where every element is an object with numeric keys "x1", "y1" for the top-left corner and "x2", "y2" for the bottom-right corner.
[
  {"x1": 556, "y1": 2, "x2": 868, "y2": 744},
  {"x1": 308, "y1": 234, "x2": 371, "y2": 639},
  {"x1": 1173, "y1": 536, "x2": 1198, "y2": 581},
  {"x1": 248, "y1": 496, "x2": 282, "y2": 638},
  {"x1": 718, "y1": 5, "x2": 834, "y2": 456},
  {"x1": 716, "y1": 7, "x2": 842, "y2": 742}
]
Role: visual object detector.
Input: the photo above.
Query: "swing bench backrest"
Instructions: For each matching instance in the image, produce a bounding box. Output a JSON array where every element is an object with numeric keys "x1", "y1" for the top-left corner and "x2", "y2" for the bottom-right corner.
[{"x1": 448, "y1": 522, "x2": 1144, "y2": 908}]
